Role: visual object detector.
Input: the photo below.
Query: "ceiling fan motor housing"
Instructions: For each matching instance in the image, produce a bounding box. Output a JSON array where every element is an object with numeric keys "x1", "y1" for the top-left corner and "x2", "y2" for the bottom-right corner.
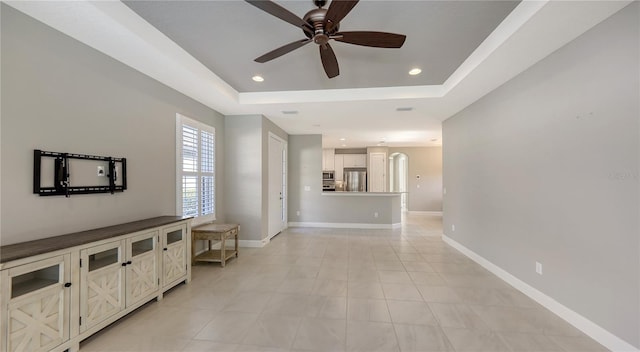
[{"x1": 303, "y1": 8, "x2": 339, "y2": 45}]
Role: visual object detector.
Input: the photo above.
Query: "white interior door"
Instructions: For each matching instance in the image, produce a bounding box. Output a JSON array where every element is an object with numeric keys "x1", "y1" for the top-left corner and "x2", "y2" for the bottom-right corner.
[
  {"x1": 268, "y1": 134, "x2": 286, "y2": 239},
  {"x1": 369, "y1": 152, "x2": 386, "y2": 192}
]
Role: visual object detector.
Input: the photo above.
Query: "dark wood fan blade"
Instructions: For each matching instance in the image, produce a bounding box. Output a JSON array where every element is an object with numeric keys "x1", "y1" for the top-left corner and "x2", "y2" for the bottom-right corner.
[
  {"x1": 334, "y1": 31, "x2": 406, "y2": 48},
  {"x1": 325, "y1": 0, "x2": 359, "y2": 30},
  {"x1": 319, "y1": 44, "x2": 339, "y2": 78},
  {"x1": 255, "y1": 39, "x2": 312, "y2": 63},
  {"x1": 245, "y1": 0, "x2": 312, "y2": 33}
]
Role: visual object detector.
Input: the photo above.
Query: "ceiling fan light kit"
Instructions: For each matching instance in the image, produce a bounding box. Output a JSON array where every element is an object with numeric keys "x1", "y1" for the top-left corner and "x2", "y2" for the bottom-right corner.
[{"x1": 246, "y1": 0, "x2": 406, "y2": 79}]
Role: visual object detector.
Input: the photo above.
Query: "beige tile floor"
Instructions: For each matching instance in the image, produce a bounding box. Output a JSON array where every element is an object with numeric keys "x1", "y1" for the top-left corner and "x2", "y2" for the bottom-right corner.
[{"x1": 80, "y1": 213, "x2": 608, "y2": 352}]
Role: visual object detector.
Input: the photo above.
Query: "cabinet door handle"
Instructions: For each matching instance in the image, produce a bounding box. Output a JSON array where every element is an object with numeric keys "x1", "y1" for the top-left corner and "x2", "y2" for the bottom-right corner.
[
  {"x1": 64, "y1": 282, "x2": 72, "y2": 288},
  {"x1": 122, "y1": 262, "x2": 127, "y2": 266},
  {"x1": 163, "y1": 248, "x2": 168, "y2": 251},
  {"x1": 127, "y1": 260, "x2": 132, "y2": 265}
]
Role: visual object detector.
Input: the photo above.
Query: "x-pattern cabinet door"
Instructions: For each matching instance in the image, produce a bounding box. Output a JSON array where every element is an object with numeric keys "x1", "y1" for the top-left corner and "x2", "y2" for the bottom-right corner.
[
  {"x1": 162, "y1": 224, "x2": 187, "y2": 289},
  {"x1": 3, "y1": 255, "x2": 71, "y2": 352},
  {"x1": 80, "y1": 240, "x2": 125, "y2": 332},
  {"x1": 125, "y1": 231, "x2": 159, "y2": 306}
]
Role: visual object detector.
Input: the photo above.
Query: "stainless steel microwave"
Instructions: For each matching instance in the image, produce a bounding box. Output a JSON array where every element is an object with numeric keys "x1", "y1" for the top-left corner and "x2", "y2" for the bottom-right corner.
[{"x1": 322, "y1": 171, "x2": 335, "y2": 180}]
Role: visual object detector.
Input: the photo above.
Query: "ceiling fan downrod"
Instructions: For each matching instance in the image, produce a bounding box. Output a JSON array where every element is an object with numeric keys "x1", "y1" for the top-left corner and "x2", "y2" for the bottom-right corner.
[{"x1": 313, "y1": 0, "x2": 327, "y2": 8}]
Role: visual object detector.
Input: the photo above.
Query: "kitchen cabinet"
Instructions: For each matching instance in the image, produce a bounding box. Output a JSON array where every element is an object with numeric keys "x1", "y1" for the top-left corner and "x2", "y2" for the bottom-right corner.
[
  {"x1": 334, "y1": 154, "x2": 344, "y2": 181},
  {"x1": 2, "y1": 254, "x2": 71, "y2": 352},
  {"x1": 0, "y1": 217, "x2": 190, "y2": 352},
  {"x1": 322, "y1": 148, "x2": 335, "y2": 170},
  {"x1": 369, "y1": 152, "x2": 387, "y2": 192},
  {"x1": 343, "y1": 154, "x2": 366, "y2": 168}
]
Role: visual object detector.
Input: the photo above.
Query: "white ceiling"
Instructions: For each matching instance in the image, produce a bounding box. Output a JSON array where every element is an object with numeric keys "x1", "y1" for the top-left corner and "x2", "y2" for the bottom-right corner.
[{"x1": 5, "y1": 0, "x2": 631, "y2": 148}]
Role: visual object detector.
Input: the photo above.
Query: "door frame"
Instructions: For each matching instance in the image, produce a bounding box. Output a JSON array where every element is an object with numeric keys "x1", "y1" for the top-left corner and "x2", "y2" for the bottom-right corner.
[{"x1": 267, "y1": 132, "x2": 287, "y2": 240}]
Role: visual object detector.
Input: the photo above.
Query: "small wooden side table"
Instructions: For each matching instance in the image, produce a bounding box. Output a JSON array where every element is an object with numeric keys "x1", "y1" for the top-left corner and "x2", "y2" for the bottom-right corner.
[{"x1": 191, "y1": 223, "x2": 239, "y2": 267}]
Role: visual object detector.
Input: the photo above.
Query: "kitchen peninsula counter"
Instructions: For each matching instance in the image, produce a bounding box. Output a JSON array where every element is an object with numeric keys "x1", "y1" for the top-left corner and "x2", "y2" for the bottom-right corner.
[{"x1": 290, "y1": 192, "x2": 401, "y2": 229}]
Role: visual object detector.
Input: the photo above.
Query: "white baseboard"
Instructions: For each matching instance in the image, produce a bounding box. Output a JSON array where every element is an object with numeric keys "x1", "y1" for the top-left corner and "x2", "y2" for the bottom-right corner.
[
  {"x1": 288, "y1": 222, "x2": 401, "y2": 229},
  {"x1": 406, "y1": 211, "x2": 443, "y2": 215},
  {"x1": 238, "y1": 239, "x2": 268, "y2": 248},
  {"x1": 442, "y1": 234, "x2": 639, "y2": 352}
]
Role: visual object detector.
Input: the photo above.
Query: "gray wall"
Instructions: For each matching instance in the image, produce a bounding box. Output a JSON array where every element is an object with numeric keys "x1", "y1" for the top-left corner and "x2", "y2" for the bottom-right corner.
[
  {"x1": 364, "y1": 146, "x2": 443, "y2": 212},
  {"x1": 0, "y1": 5, "x2": 226, "y2": 245},
  {"x1": 289, "y1": 135, "x2": 399, "y2": 225},
  {"x1": 224, "y1": 115, "x2": 288, "y2": 242},
  {"x1": 443, "y1": 3, "x2": 639, "y2": 348},
  {"x1": 288, "y1": 135, "x2": 324, "y2": 223},
  {"x1": 389, "y1": 147, "x2": 442, "y2": 212},
  {"x1": 224, "y1": 115, "x2": 263, "y2": 242}
]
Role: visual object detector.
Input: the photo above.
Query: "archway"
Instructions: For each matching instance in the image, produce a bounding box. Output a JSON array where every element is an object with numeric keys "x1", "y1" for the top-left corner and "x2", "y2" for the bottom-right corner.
[{"x1": 389, "y1": 152, "x2": 409, "y2": 211}]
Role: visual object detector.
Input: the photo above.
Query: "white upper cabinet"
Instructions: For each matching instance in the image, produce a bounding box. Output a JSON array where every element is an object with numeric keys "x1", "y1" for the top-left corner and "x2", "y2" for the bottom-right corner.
[
  {"x1": 343, "y1": 154, "x2": 366, "y2": 168},
  {"x1": 322, "y1": 149, "x2": 335, "y2": 171}
]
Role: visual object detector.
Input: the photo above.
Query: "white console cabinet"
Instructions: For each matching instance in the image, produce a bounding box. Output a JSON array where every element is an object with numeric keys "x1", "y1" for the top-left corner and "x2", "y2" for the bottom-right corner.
[
  {"x1": 80, "y1": 240, "x2": 125, "y2": 333},
  {"x1": 0, "y1": 217, "x2": 190, "y2": 352},
  {"x1": 161, "y1": 224, "x2": 188, "y2": 290},
  {"x1": 1, "y1": 255, "x2": 71, "y2": 352}
]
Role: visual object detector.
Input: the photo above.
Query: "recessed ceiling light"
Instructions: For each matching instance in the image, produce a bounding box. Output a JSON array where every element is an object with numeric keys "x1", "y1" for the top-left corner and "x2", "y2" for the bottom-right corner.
[
  {"x1": 341, "y1": 144, "x2": 347, "y2": 147},
  {"x1": 282, "y1": 110, "x2": 298, "y2": 115},
  {"x1": 396, "y1": 107, "x2": 413, "y2": 112},
  {"x1": 252, "y1": 75, "x2": 264, "y2": 82},
  {"x1": 409, "y1": 68, "x2": 422, "y2": 75},
  {"x1": 339, "y1": 138, "x2": 346, "y2": 141}
]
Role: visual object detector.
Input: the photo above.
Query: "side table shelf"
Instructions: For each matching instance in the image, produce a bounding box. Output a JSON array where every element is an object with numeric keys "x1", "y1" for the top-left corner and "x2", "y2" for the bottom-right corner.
[{"x1": 191, "y1": 223, "x2": 239, "y2": 267}]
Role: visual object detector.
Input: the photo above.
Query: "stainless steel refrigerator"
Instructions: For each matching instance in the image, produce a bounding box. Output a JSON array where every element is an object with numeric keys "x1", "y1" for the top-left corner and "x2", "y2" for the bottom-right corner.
[{"x1": 344, "y1": 169, "x2": 367, "y2": 192}]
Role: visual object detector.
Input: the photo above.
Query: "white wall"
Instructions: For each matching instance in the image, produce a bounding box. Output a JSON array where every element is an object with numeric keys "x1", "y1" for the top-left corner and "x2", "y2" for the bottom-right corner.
[
  {"x1": 0, "y1": 5, "x2": 225, "y2": 245},
  {"x1": 443, "y1": 3, "x2": 639, "y2": 348}
]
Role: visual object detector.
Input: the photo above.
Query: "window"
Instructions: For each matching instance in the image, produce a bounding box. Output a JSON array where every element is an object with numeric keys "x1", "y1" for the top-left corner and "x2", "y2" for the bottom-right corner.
[{"x1": 176, "y1": 114, "x2": 215, "y2": 224}]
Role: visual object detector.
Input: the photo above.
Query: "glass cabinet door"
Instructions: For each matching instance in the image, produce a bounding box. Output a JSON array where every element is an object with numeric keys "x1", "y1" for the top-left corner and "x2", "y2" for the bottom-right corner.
[{"x1": 5, "y1": 254, "x2": 71, "y2": 352}]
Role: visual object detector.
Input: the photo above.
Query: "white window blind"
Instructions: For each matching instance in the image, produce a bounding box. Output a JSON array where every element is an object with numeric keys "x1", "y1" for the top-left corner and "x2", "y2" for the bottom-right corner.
[{"x1": 176, "y1": 114, "x2": 215, "y2": 224}]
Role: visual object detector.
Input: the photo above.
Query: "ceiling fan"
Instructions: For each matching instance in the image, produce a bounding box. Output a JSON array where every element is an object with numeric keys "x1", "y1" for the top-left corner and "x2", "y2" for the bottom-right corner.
[{"x1": 246, "y1": 0, "x2": 407, "y2": 79}]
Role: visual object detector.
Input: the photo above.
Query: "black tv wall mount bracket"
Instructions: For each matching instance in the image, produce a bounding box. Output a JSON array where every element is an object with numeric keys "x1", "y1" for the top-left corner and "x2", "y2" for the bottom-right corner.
[{"x1": 33, "y1": 149, "x2": 127, "y2": 197}]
